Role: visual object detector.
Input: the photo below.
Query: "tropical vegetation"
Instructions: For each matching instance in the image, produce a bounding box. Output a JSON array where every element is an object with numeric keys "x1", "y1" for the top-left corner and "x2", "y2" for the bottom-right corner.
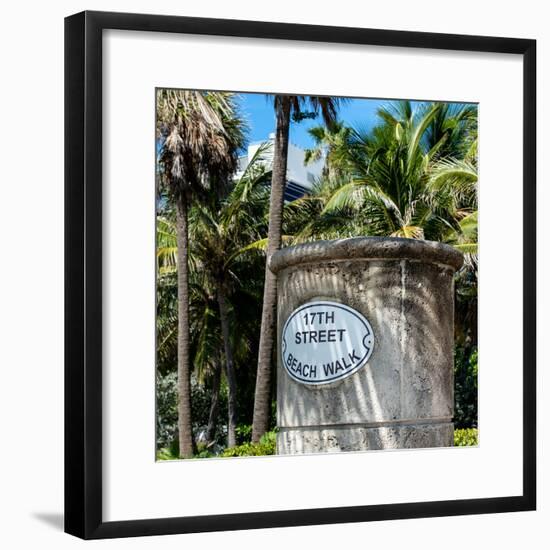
[{"x1": 156, "y1": 93, "x2": 479, "y2": 459}]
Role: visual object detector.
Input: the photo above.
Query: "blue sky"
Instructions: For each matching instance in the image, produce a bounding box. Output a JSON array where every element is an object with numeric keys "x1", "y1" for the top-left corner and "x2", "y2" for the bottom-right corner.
[{"x1": 237, "y1": 93, "x2": 384, "y2": 150}]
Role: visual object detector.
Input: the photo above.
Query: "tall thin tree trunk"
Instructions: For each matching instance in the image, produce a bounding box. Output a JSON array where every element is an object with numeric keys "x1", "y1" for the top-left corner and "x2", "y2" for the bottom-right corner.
[
  {"x1": 217, "y1": 286, "x2": 237, "y2": 448},
  {"x1": 251, "y1": 96, "x2": 291, "y2": 443},
  {"x1": 176, "y1": 194, "x2": 194, "y2": 458},
  {"x1": 205, "y1": 359, "x2": 222, "y2": 444}
]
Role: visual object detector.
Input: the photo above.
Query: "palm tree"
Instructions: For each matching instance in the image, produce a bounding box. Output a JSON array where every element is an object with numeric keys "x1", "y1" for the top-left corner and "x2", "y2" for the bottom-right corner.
[
  {"x1": 290, "y1": 100, "x2": 479, "y2": 347},
  {"x1": 430, "y1": 157, "x2": 478, "y2": 348},
  {"x1": 304, "y1": 121, "x2": 355, "y2": 180},
  {"x1": 423, "y1": 102, "x2": 478, "y2": 161},
  {"x1": 156, "y1": 90, "x2": 243, "y2": 457},
  {"x1": 191, "y1": 144, "x2": 271, "y2": 447},
  {"x1": 311, "y1": 101, "x2": 476, "y2": 241},
  {"x1": 252, "y1": 95, "x2": 341, "y2": 443},
  {"x1": 158, "y1": 144, "x2": 271, "y2": 448}
]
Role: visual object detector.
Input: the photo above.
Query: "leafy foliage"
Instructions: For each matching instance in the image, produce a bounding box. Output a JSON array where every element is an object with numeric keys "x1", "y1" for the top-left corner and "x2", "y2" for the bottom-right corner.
[
  {"x1": 156, "y1": 96, "x2": 479, "y2": 458},
  {"x1": 156, "y1": 90, "x2": 245, "y2": 200},
  {"x1": 235, "y1": 424, "x2": 253, "y2": 444},
  {"x1": 156, "y1": 446, "x2": 180, "y2": 461},
  {"x1": 454, "y1": 347, "x2": 478, "y2": 429},
  {"x1": 221, "y1": 430, "x2": 277, "y2": 457},
  {"x1": 292, "y1": 100, "x2": 478, "y2": 245},
  {"x1": 454, "y1": 428, "x2": 478, "y2": 447},
  {"x1": 289, "y1": 99, "x2": 479, "y2": 358},
  {"x1": 156, "y1": 369, "x2": 229, "y2": 453},
  {"x1": 156, "y1": 371, "x2": 178, "y2": 450},
  {"x1": 156, "y1": 143, "x2": 272, "y2": 452}
]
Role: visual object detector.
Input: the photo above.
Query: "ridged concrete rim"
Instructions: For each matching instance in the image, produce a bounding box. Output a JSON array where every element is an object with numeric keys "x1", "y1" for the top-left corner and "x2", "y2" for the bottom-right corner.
[{"x1": 269, "y1": 237, "x2": 464, "y2": 274}]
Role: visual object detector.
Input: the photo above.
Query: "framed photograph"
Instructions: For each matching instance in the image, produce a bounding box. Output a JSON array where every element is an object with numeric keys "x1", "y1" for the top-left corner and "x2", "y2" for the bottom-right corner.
[{"x1": 65, "y1": 10, "x2": 536, "y2": 539}]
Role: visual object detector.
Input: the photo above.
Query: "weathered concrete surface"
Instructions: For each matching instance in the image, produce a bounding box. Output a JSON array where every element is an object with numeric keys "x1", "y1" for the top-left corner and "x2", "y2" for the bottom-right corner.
[
  {"x1": 278, "y1": 422, "x2": 454, "y2": 454},
  {"x1": 270, "y1": 237, "x2": 462, "y2": 455}
]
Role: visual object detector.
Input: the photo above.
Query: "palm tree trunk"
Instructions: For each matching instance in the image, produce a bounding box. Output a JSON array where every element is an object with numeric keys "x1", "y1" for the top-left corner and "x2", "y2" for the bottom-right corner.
[
  {"x1": 205, "y1": 359, "x2": 222, "y2": 444},
  {"x1": 176, "y1": 194, "x2": 194, "y2": 458},
  {"x1": 217, "y1": 286, "x2": 237, "y2": 448},
  {"x1": 251, "y1": 96, "x2": 291, "y2": 443}
]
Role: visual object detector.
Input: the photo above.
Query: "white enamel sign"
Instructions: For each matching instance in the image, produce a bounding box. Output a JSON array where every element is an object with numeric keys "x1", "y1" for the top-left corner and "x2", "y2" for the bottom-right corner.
[{"x1": 281, "y1": 301, "x2": 375, "y2": 385}]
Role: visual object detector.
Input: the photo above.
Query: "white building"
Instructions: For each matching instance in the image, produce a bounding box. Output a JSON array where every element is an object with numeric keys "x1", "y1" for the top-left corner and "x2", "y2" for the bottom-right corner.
[{"x1": 236, "y1": 133, "x2": 325, "y2": 202}]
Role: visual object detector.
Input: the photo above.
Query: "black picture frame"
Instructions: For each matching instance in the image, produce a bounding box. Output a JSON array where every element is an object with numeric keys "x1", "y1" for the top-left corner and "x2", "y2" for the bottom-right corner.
[{"x1": 65, "y1": 10, "x2": 537, "y2": 540}]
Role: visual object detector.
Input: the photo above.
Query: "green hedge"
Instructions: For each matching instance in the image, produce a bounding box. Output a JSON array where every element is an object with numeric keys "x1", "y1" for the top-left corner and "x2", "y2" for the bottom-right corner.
[
  {"x1": 157, "y1": 430, "x2": 277, "y2": 460},
  {"x1": 156, "y1": 446, "x2": 179, "y2": 461},
  {"x1": 221, "y1": 431, "x2": 276, "y2": 457},
  {"x1": 454, "y1": 428, "x2": 478, "y2": 446},
  {"x1": 159, "y1": 429, "x2": 476, "y2": 458}
]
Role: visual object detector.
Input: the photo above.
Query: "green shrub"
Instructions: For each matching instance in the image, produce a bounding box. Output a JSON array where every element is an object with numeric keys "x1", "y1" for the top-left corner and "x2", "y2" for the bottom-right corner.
[
  {"x1": 156, "y1": 446, "x2": 180, "y2": 461},
  {"x1": 156, "y1": 371, "x2": 178, "y2": 450},
  {"x1": 156, "y1": 370, "x2": 229, "y2": 454},
  {"x1": 454, "y1": 346, "x2": 478, "y2": 429},
  {"x1": 157, "y1": 442, "x2": 217, "y2": 460},
  {"x1": 259, "y1": 430, "x2": 276, "y2": 449},
  {"x1": 221, "y1": 430, "x2": 277, "y2": 457},
  {"x1": 235, "y1": 424, "x2": 252, "y2": 444},
  {"x1": 454, "y1": 428, "x2": 478, "y2": 446},
  {"x1": 195, "y1": 449, "x2": 216, "y2": 459}
]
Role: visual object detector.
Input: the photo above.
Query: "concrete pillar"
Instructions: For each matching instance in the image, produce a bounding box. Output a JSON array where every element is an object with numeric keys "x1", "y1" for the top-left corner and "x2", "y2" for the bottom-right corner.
[{"x1": 270, "y1": 237, "x2": 463, "y2": 454}]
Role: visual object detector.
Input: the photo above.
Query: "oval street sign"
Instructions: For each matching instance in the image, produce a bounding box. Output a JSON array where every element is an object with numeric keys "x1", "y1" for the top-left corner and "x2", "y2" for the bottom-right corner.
[{"x1": 281, "y1": 301, "x2": 375, "y2": 385}]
